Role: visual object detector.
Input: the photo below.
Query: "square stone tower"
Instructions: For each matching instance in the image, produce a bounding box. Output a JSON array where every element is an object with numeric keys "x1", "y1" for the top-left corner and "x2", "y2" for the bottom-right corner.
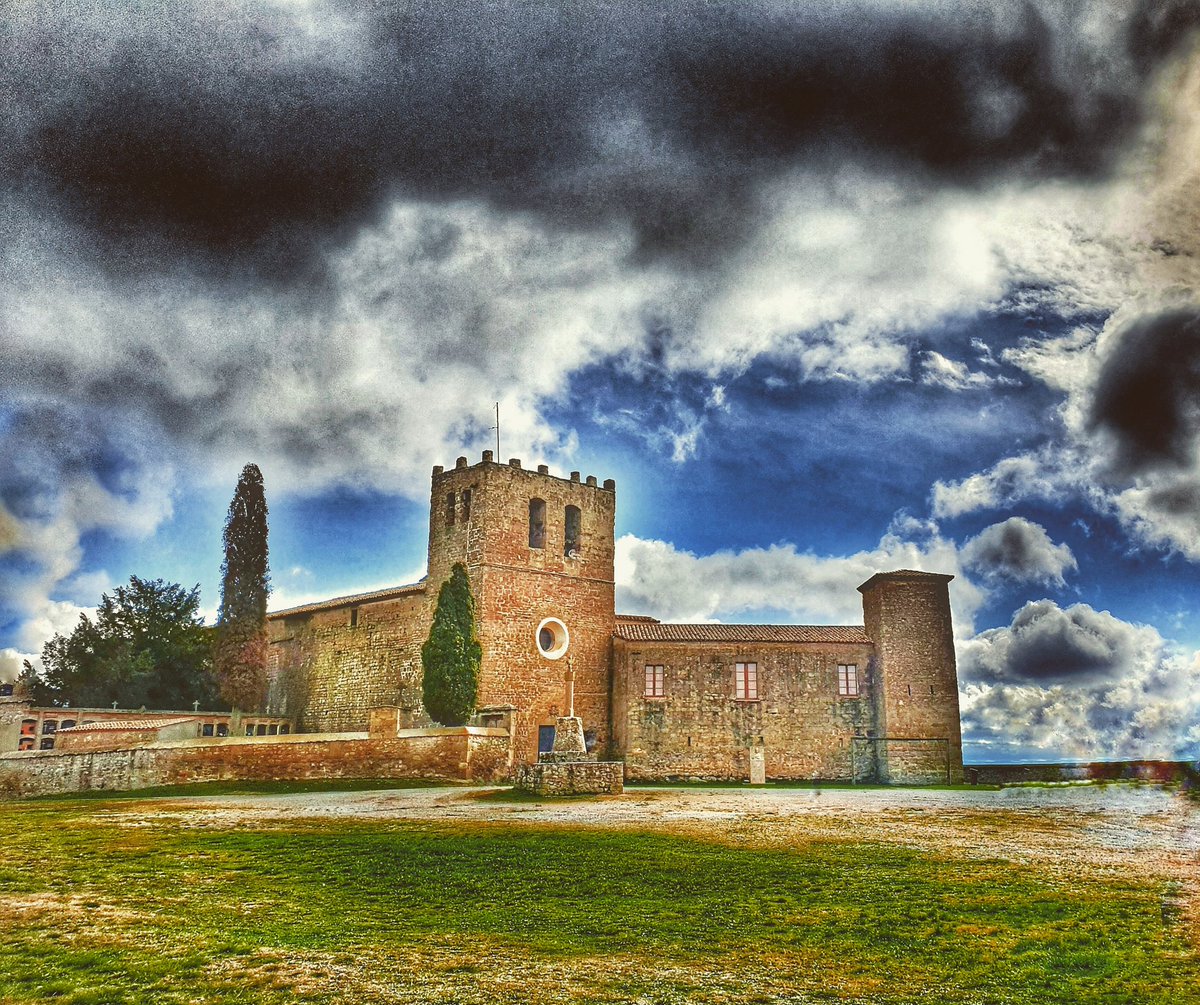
[
  {"x1": 858, "y1": 570, "x2": 964, "y2": 782},
  {"x1": 426, "y1": 451, "x2": 617, "y2": 764}
]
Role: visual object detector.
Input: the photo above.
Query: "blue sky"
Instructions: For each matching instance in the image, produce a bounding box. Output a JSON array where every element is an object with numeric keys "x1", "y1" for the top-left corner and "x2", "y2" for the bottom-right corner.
[{"x1": 2, "y1": 1, "x2": 1199, "y2": 763}]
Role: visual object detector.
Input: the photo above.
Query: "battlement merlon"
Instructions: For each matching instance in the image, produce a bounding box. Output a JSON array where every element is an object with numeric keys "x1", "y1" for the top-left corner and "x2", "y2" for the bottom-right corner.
[{"x1": 431, "y1": 450, "x2": 616, "y2": 493}]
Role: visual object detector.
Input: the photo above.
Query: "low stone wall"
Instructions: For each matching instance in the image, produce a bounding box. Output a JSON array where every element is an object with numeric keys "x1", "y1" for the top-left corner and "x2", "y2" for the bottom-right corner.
[
  {"x1": 0, "y1": 727, "x2": 512, "y2": 799},
  {"x1": 965, "y1": 760, "x2": 1199, "y2": 786},
  {"x1": 514, "y1": 760, "x2": 624, "y2": 796}
]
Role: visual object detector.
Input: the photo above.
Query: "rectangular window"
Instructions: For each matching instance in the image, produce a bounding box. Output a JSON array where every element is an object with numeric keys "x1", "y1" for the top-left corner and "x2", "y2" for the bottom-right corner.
[
  {"x1": 838, "y1": 664, "x2": 860, "y2": 697},
  {"x1": 445, "y1": 491, "x2": 456, "y2": 525},
  {"x1": 644, "y1": 664, "x2": 665, "y2": 698},
  {"x1": 461, "y1": 489, "x2": 472, "y2": 521},
  {"x1": 349, "y1": 607, "x2": 359, "y2": 628},
  {"x1": 734, "y1": 662, "x2": 758, "y2": 700}
]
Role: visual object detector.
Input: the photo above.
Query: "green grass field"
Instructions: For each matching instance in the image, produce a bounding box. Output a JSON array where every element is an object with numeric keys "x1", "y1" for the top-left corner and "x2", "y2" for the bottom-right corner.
[{"x1": 0, "y1": 791, "x2": 1195, "y2": 1004}]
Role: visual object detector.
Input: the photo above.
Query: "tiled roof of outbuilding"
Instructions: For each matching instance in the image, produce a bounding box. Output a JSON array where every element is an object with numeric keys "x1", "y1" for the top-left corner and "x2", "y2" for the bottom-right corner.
[
  {"x1": 57, "y1": 717, "x2": 196, "y2": 732},
  {"x1": 267, "y1": 581, "x2": 426, "y2": 619},
  {"x1": 612, "y1": 623, "x2": 871, "y2": 644}
]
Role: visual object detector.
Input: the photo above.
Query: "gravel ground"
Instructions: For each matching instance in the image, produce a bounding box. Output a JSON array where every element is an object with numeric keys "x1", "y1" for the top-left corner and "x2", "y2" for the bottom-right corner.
[{"x1": 107, "y1": 782, "x2": 1200, "y2": 885}]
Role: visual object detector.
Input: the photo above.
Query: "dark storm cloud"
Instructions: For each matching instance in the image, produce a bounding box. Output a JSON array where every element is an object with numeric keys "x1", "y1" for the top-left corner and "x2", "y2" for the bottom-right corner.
[
  {"x1": 961, "y1": 517, "x2": 1075, "y2": 585},
  {"x1": 962, "y1": 599, "x2": 1146, "y2": 685},
  {"x1": 1088, "y1": 308, "x2": 1200, "y2": 475},
  {"x1": 959, "y1": 597, "x2": 1200, "y2": 759},
  {"x1": 4, "y1": 0, "x2": 1198, "y2": 285}
]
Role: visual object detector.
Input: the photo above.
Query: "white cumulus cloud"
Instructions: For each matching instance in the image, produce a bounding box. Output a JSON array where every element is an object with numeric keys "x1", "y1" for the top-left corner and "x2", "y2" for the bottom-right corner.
[{"x1": 615, "y1": 517, "x2": 985, "y2": 635}]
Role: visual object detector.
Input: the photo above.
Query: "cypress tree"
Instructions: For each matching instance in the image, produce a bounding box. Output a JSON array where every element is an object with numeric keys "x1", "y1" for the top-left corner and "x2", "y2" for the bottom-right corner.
[
  {"x1": 421, "y1": 563, "x2": 481, "y2": 726},
  {"x1": 215, "y1": 463, "x2": 270, "y2": 713}
]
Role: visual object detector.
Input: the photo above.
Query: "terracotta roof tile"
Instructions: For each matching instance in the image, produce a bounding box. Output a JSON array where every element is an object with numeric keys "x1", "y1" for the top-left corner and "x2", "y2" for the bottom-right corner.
[
  {"x1": 268, "y1": 581, "x2": 426, "y2": 619},
  {"x1": 612, "y1": 623, "x2": 872, "y2": 644},
  {"x1": 615, "y1": 614, "x2": 661, "y2": 623}
]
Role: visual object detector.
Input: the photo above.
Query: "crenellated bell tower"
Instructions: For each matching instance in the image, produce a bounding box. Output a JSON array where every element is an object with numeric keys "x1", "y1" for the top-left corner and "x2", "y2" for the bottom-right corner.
[{"x1": 426, "y1": 450, "x2": 617, "y2": 764}]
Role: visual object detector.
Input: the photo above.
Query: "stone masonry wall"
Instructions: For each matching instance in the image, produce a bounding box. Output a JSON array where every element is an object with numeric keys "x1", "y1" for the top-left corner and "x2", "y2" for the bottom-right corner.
[
  {"x1": 851, "y1": 738, "x2": 952, "y2": 784},
  {"x1": 55, "y1": 720, "x2": 198, "y2": 753},
  {"x1": 268, "y1": 588, "x2": 430, "y2": 733},
  {"x1": 514, "y1": 760, "x2": 624, "y2": 796},
  {"x1": 428, "y1": 455, "x2": 616, "y2": 765},
  {"x1": 0, "y1": 728, "x2": 512, "y2": 798},
  {"x1": 615, "y1": 640, "x2": 878, "y2": 781},
  {"x1": 0, "y1": 698, "x2": 27, "y2": 752},
  {"x1": 882, "y1": 738, "x2": 954, "y2": 784}
]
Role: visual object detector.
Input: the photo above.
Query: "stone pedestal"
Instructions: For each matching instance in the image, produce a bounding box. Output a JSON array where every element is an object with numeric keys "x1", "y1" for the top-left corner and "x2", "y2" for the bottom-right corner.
[
  {"x1": 514, "y1": 715, "x2": 624, "y2": 796},
  {"x1": 550, "y1": 716, "x2": 587, "y2": 757}
]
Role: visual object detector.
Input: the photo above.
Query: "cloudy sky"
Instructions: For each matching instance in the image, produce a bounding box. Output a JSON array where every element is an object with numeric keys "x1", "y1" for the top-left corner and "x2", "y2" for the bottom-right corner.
[{"x1": 3, "y1": 1, "x2": 1199, "y2": 763}]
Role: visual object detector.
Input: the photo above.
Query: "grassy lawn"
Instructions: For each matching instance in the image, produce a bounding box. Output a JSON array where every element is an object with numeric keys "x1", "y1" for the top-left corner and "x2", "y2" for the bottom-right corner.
[{"x1": 0, "y1": 793, "x2": 1195, "y2": 1004}]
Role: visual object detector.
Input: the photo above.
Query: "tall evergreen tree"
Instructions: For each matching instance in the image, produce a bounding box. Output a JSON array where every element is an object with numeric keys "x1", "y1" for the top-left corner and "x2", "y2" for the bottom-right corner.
[
  {"x1": 421, "y1": 563, "x2": 481, "y2": 727},
  {"x1": 215, "y1": 463, "x2": 270, "y2": 712}
]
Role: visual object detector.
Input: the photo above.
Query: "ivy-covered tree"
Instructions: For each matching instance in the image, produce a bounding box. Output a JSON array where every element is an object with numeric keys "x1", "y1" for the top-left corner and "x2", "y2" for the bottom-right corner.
[
  {"x1": 421, "y1": 563, "x2": 481, "y2": 726},
  {"x1": 215, "y1": 463, "x2": 270, "y2": 713},
  {"x1": 35, "y1": 577, "x2": 219, "y2": 709}
]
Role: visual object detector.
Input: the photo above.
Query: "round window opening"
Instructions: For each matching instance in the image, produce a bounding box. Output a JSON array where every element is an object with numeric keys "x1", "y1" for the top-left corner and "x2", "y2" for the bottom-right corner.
[{"x1": 535, "y1": 617, "x2": 570, "y2": 660}]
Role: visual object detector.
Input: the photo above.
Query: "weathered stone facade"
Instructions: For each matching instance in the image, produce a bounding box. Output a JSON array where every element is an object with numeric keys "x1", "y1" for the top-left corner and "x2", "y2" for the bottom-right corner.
[
  {"x1": 613, "y1": 632, "x2": 878, "y2": 782},
  {"x1": 264, "y1": 450, "x2": 965, "y2": 784},
  {"x1": 268, "y1": 586, "x2": 429, "y2": 732},
  {"x1": 427, "y1": 455, "x2": 616, "y2": 766}
]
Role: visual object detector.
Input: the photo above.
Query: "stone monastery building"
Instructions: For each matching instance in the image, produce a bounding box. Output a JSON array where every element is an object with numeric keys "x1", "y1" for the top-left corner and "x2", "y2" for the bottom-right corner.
[{"x1": 267, "y1": 450, "x2": 964, "y2": 784}]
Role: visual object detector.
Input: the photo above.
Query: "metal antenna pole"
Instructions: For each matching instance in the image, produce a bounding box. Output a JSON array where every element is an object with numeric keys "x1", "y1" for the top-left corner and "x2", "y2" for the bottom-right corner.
[{"x1": 493, "y1": 401, "x2": 500, "y2": 458}]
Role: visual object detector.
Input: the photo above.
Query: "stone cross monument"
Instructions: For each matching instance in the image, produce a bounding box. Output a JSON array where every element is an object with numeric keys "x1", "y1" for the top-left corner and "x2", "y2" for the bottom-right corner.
[{"x1": 549, "y1": 659, "x2": 588, "y2": 759}]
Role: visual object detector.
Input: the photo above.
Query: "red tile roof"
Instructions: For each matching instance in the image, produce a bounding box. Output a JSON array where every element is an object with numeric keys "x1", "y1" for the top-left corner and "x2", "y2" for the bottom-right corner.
[
  {"x1": 612, "y1": 623, "x2": 872, "y2": 644},
  {"x1": 615, "y1": 614, "x2": 661, "y2": 623},
  {"x1": 57, "y1": 717, "x2": 197, "y2": 732},
  {"x1": 268, "y1": 581, "x2": 426, "y2": 619}
]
